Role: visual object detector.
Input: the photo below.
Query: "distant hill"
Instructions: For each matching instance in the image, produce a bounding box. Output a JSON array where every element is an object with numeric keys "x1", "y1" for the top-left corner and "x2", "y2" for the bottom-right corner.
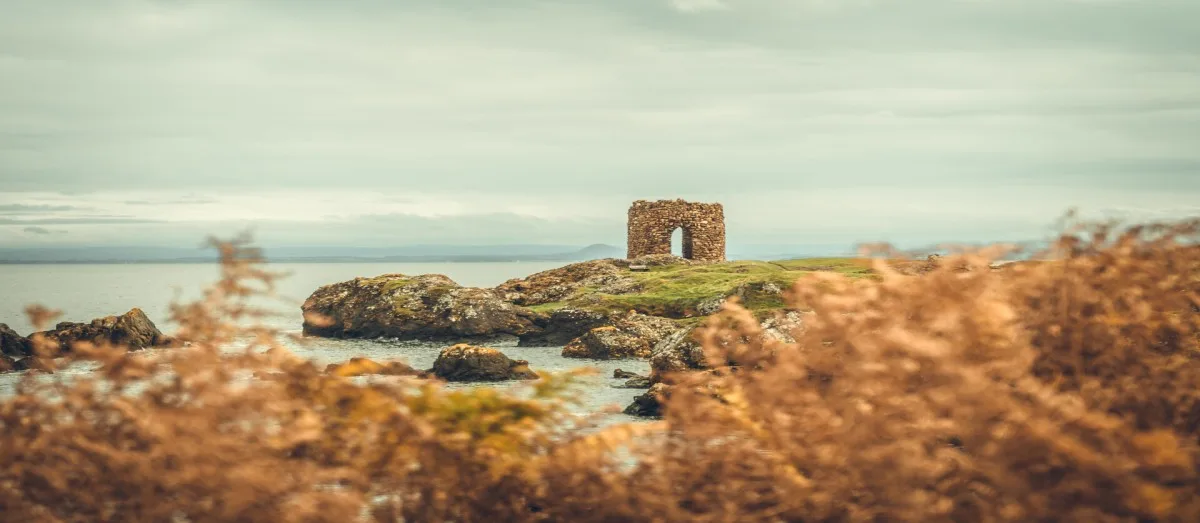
[{"x1": 0, "y1": 244, "x2": 626, "y2": 264}]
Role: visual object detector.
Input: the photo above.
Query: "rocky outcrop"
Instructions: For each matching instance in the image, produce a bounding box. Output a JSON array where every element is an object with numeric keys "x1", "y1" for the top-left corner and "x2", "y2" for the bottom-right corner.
[
  {"x1": 325, "y1": 357, "x2": 428, "y2": 378},
  {"x1": 11, "y1": 357, "x2": 53, "y2": 373},
  {"x1": 611, "y1": 312, "x2": 678, "y2": 346},
  {"x1": 623, "y1": 383, "x2": 669, "y2": 417},
  {"x1": 646, "y1": 312, "x2": 805, "y2": 382},
  {"x1": 493, "y1": 259, "x2": 641, "y2": 307},
  {"x1": 561, "y1": 312, "x2": 679, "y2": 360},
  {"x1": 430, "y1": 344, "x2": 538, "y2": 382},
  {"x1": 520, "y1": 308, "x2": 610, "y2": 347},
  {"x1": 760, "y1": 310, "x2": 806, "y2": 343},
  {"x1": 0, "y1": 323, "x2": 31, "y2": 358},
  {"x1": 562, "y1": 326, "x2": 647, "y2": 359},
  {"x1": 648, "y1": 326, "x2": 707, "y2": 382},
  {"x1": 0, "y1": 353, "x2": 14, "y2": 373},
  {"x1": 302, "y1": 274, "x2": 543, "y2": 343},
  {"x1": 33, "y1": 309, "x2": 176, "y2": 355},
  {"x1": 696, "y1": 281, "x2": 786, "y2": 315}
]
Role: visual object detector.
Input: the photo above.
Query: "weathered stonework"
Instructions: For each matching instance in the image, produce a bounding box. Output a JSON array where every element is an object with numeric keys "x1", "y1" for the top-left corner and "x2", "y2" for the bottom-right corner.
[{"x1": 627, "y1": 199, "x2": 725, "y2": 262}]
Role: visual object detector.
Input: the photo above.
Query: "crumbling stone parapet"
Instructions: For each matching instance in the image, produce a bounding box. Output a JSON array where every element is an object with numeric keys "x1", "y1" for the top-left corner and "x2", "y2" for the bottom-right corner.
[{"x1": 626, "y1": 199, "x2": 725, "y2": 262}]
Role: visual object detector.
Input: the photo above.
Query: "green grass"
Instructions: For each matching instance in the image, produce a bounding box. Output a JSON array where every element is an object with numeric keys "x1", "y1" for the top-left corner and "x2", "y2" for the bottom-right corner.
[
  {"x1": 527, "y1": 301, "x2": 568, "y2": 313},
  {"x1": 531, "y1": 258, "x2": 875, "y2": 319}
]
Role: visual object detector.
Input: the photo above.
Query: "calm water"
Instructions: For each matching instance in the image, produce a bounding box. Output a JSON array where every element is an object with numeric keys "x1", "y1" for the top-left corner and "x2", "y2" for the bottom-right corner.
[{"x1": 0, "y1": 262, "x2": 652, "y2": 423}]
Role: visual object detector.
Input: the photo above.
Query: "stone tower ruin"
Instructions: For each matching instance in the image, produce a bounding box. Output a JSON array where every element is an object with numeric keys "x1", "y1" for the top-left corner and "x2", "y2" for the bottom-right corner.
[{"x1": 626, "y1": 199, "x2": 726, "y2": 262}]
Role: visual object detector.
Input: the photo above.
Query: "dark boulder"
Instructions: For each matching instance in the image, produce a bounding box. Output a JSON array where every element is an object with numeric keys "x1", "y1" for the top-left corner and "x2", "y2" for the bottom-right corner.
[
  {"x1": 302, "y1": 274, "x2": 543, "y2": 343},
  {"x1": 623, "y1": 383, "x2": 669, "y2": 417},
  {"x1": 0, "y1": 353, "x2": 13, "y2": 373},
  {"x1": 613, "y1": 369, "x2": 641, "y2": 379},
  {"x1": 33, "y1": 308, "x2": 175, "y2": 355},
  {"x1": 561, "y1": 312, "x2": 679, "y2": 359},
  {"x1": 520, "y1": 307, "x2": 610, "y2": 347},
  {"x1": 0, "y1": 323, "x2": 31, "y2": 358},
  {"x1": 11, "y1": 357, "x2": 53, "y2": 373},
  {"x1": 615, "y1": 375, "x2": 652, "y2": 389},
  {"x1": 430, "y1": 344, "x2": 538, "y2": 382}
]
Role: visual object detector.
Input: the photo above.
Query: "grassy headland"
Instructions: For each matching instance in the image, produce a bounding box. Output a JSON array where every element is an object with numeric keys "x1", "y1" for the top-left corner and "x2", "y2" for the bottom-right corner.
[{"x1": 526, "y1": 257, "x2": 879, "y2": 319}]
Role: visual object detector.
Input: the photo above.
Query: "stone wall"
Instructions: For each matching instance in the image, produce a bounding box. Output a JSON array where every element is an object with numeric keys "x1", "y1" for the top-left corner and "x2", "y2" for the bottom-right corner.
[{"x1": 627, "y1": 199, "x2": 725, "y2": 262}]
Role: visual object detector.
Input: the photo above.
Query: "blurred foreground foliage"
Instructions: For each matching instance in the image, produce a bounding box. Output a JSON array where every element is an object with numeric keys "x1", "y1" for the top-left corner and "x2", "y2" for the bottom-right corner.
[{"x1": 1, "y1": 218, "x2": 1198, "y2": 522}]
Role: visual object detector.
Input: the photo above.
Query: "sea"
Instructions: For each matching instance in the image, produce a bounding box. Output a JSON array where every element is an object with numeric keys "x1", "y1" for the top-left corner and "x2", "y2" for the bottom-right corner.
[{"x1": 0, "y1": 262, "x2": 653, "y2": 424}]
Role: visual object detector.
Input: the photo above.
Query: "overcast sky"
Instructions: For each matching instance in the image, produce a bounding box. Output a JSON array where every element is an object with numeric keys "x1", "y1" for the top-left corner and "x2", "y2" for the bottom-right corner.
[{"x1": 1, "y1": 0, "x2": 1198, "y2": 250}]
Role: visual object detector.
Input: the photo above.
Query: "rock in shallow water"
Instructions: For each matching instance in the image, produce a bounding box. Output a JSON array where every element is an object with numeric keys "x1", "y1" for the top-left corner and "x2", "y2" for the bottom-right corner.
[
  {"x1": 623, "y1": 383, "x2": 669, "y2": 417},
  {"x1": 520, "y1": 307, "x2": 610, "y2": 347},
  {"x1": 0, "y1": 323, "x2": 32, "y2": 358},
  {"x1": 33, "y1": 308, "x2": 176, "y2": 355},
  {"x1": 616, "y1": 376, "x2": 652, "y2": 389},
  {"x1": 325, "y1": 357, "x2": 427, "y2": 378},
  {"x1": 12, "y1": 357, "x2": 53, "y2": 373},
  {"x1": 430, "y1": 344, "x2": 538, "y2": 382},
  {"x1": 302, "y1": 274, "x2": 543, "y2": 343}
]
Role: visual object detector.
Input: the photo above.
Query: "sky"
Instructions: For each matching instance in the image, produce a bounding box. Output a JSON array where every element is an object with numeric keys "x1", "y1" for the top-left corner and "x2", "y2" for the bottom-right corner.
[{"x1": 1, "y1": 0, "x2": 1198, "y2": 252}]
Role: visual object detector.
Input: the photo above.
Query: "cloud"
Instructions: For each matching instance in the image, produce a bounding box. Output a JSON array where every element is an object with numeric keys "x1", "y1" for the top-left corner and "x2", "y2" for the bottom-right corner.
[
  {"x1": 0, "y1": 203, "x2": 81, "y2": 214},
  {"x1": 22, "y1": 226, "x2": 66, "y2": 235},
  {"x1": 0, "y1": 0, "x2": 1195, "y2": 248},
  {"x1": 668, "y1": 0, "x2": 730, "y2": 13},
  {"x1": 123, "y1": 195, "x2": 219, "y2": 206},
  {"x1": 0, "y1": 217, "x2": 162, "y2": 225}
]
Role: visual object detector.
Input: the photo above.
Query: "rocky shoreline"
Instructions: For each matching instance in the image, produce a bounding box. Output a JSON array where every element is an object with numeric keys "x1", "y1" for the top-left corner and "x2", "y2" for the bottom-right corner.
[
  {"x1": 300, "y1": 255, "x2": 809, "y2": 416},
  {"x1": 4, "y1": 255, "x2": 815, "y2": 416},
  {"x1": 1, "y1": 308, "x2": 178, "y2": 373}
]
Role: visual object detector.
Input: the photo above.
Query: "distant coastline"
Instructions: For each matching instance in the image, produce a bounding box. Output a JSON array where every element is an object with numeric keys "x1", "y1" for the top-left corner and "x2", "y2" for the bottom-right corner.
[
  {"x1": 0, "y1": 255, "x2": 614, "y2": 265},
  {"x1": 0, "y1": 244, "x2": 627, "y2": 265},
  {"x1": 0, "y1": 242, "x2": 877, "y2": 264}
]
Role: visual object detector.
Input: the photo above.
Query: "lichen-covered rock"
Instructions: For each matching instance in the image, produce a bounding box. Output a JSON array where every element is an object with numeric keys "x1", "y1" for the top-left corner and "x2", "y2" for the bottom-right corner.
[
  {"x1": 760, "y1": 310, "x2": 806, "y2": 343},
  {"x1": 302, "y1": 274, "x2": 543, "y2": 343},
  {"x1": 648, "y1": 326, "x2": 707, "y2": 382},
  {"x1": 562, "y1": 326, "x2": 648, "y2": 359},
  {"x1": 430, "y1": 344, "x2": 538, "y2": 382},
  {"x1": 325, "y1": 357, "x2": 427, "y2": 378},
  {"x1": 561, "y1": 312, "x2": 680, "y2": 360},
  {"x1": 624, "y1": 383, "x2": 670, "y2": 417},
  {"x1": 493, "y1": 260, "x2": 640, "y2": 307},
  {"x1": 520, "y1": 307, "x2": 610, "y2": 347},
  {"x1": 647, "y1": 312, "x2": 805, "y2": 382},
  {"x1": 32, "y1": 309, "x2": 175, "y2": 355},
  {"x1": 610, "y1": 312, "x2": 678, "y2": 347},
  {"x1": 697, "y1": 281, "x2": 786, "y2": 315},
  {"x1": 1, "y1": 323, "x2": 31, "y2": 358}
]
